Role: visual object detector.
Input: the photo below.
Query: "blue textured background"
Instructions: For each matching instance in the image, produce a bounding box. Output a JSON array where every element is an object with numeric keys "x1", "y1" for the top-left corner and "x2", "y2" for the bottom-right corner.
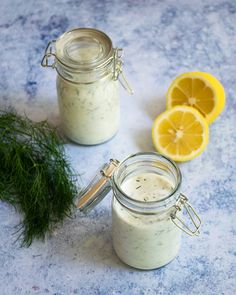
[{"x1": 0, "y1": 0, "x2": 236, "y2": 294}]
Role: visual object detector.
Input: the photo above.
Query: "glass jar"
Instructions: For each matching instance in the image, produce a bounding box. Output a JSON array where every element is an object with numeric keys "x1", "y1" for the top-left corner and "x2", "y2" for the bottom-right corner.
[
  {"x1": 77, "y1": 152, "x2": 201, "y2": 270},
  {"x1": 41, "y1": 28, "x2": 132, "y2": 145}
]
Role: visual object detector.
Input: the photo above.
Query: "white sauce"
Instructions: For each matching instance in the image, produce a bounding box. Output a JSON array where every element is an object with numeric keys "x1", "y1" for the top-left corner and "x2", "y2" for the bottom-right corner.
[
  {"x1": 112, "y1": 173, "x2": 181, "y2": 269},
  {"x1": 57, "y1": 76, "x2": 119, "y2": 145}
]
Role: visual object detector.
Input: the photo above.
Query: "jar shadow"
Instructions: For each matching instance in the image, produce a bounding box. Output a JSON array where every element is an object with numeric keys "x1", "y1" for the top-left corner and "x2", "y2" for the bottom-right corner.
[
  {"x1": 0, "y1": 97, "x2": 82, "y2": 145},
  {"x1": 134, "y1": 96, "x2": 166, "y2": 151},
  {"x1": 134, "y1": 128, "x2": 153, "y2": 151},
  {"x1": 48, "y1": 208, "x2": 128, "y2": 271},
  {"x1": 0, "y1": 94, "x2": 61, "y2": 127},
  {"x1": 143, "y1": 95, "x2": 166, "y2": 120}
]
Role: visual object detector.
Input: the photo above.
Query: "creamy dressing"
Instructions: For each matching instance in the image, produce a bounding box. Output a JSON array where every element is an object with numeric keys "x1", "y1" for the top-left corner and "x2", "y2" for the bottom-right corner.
[
  {"x1": 55, "y1": 29, "x2": 120, "y2": 145},
  {"x1": 57, "y1": 75, "x2": 119, "y2": 145},
  {"x1": 121, "y1": 173, "x2": 173, "y2": 202},
  {"x1": 112, "y1": 172, "x2": 181, "y2": 269}
]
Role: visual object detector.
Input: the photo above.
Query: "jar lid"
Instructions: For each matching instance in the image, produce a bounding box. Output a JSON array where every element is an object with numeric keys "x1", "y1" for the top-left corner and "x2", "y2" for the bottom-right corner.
[
  {"x1": 55, "y1": 28, "x2": 114, "y2": 70},
  {"x1": 77, "y1": 159, "x2": 120, "y2": 213}
]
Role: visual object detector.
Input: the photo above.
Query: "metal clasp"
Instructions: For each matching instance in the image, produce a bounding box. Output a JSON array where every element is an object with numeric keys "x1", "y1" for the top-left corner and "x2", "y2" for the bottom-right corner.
[
  {"x1": 100, "y1": 159, "x2": 120, "y2": 178},
  {"x1": 171, "y1": 194, "x2": 201, "y2": 236},
  {"x1": 41, "y1": 40, "x2": 56, "y2": 68},
  {"x1": 76, "y1": 159, "x2": 120, "y2": 211},
  {"x1": 113, "y1": 48, "x2": 134, "y2": 95}
]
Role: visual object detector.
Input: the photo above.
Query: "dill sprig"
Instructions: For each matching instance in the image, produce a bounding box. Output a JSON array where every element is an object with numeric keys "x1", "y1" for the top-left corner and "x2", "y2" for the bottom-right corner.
[{"x1": 0, "y1": 111, "x2": 78, "y2": 246}]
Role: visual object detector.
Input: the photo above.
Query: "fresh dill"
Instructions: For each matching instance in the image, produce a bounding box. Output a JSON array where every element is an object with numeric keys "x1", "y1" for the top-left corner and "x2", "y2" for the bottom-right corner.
[{"x1": 0, "y1": 111, "x2": 78, "y2": 246}]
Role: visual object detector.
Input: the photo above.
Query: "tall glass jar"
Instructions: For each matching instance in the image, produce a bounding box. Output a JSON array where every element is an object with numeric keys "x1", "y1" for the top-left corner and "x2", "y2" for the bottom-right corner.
[
  {"x1": 41, "y1": 28, "x2": 128, "y2": 145},
  {"x1": 77, "y1": 152, "x2": 201, "y2": 270}
]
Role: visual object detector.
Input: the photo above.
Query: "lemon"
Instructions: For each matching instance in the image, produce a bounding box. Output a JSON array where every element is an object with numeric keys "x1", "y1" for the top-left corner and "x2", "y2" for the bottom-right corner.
[
  {"x1": 152, "y1": 106, "x2": 209, "y2": 162},
  {"x1": 166, "y1": 72, "x2": 225, "y2": 124}
]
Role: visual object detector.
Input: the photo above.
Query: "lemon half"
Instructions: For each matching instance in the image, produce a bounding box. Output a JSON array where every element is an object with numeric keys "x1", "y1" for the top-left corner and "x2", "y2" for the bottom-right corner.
[
  {"x1": 166, "y1": 72, "x2": 225, "y2": 124},
  {"x1": 152, "y1": 106, "x2": 209, "y2": 162}
]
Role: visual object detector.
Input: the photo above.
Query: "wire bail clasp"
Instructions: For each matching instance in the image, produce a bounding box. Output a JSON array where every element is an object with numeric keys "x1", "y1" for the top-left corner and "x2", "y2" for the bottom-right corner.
[
  {"x1": 113, "y1": 48, "x2": 134, "y2": 95},
  {"x1": 41, "y1": 40, "x2": 56, "y2": 68},
  {"x1": 171, "y1": 194, "x2": 201, "y2": 236},
  {"x1": 76, "y1": 159, "x2": 120, "y2": 212}
]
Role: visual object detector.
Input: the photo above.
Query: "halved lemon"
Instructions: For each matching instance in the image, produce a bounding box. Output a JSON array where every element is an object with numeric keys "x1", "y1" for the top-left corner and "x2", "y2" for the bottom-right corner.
[
  {"x1": 166, "y1": 72, "x2": 225, "y2": 124},
  {"x1": 152, "y1": 106, "x2": 209, "y2": 162}
]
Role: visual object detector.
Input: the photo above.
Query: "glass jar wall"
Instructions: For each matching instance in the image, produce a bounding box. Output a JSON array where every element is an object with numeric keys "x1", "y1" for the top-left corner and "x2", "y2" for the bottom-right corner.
[
  {"x1": 57, "y1": 74, "x2": 119, "y2": 145},
  {"x1": 112, "y1": 153, "x2": 183, "y2": 269},
  {"x1": 42, "y1": 28, "x2": 121, "y2": 145},
  {"x1": 76, "y1": 152, "x2": 201, "y2": 270}
]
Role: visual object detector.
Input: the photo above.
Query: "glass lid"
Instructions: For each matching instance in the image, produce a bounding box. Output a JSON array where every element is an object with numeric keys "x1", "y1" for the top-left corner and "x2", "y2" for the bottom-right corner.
[{"x1": 55, "y1": 28, "x2": 113, "y2": 69}]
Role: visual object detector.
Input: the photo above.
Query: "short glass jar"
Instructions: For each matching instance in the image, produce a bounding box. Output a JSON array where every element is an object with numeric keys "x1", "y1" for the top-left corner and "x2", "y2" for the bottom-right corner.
[
  {"x1": 77, "y1": 152, "x2": 201, "y2": 270},
  {"x1": 41, "y1": 28, "x2": 131, "y2": 145}
]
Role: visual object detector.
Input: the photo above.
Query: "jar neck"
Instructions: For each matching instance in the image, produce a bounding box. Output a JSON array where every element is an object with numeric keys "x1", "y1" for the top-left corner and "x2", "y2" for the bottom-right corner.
[
  {"x1": 112, "y1": 152, "x2": 182, "y2": 214},
  {"x1": 55, "y1": 56, "x2": 115, "y2": 84}
]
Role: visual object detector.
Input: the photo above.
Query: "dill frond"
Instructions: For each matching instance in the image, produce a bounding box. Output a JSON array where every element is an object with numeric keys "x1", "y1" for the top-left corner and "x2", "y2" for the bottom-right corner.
[{"x1": 0, "y1": 111, "x2": 78, "y2": 246}]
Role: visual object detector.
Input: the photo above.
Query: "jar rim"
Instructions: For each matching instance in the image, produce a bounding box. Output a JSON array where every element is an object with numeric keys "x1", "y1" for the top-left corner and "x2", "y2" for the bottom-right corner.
[{"x1": 112, "y1": 152, "x2": 182, "y2": 212}]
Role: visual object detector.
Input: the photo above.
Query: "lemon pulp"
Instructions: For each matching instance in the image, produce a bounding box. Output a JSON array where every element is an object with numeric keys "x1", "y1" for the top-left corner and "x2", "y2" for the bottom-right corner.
[
  {"x1": 167, "y1": 72, "x2": 225, "y2": 124},
  {"x1": 152, "y1": 106, "x2": 209, "y2": 162}
]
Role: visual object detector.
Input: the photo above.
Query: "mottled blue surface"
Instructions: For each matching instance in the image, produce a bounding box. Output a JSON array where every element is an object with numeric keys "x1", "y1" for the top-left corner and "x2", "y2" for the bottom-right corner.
[{"x1": 0, "y1": 0, "x2": 236, "y2": 294}]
